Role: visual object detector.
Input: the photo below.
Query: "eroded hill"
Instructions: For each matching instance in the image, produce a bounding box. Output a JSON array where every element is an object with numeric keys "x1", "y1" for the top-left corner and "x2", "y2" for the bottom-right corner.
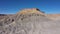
[{"x1": 0, "y1": 8, "x2": 60, "y2": 34}]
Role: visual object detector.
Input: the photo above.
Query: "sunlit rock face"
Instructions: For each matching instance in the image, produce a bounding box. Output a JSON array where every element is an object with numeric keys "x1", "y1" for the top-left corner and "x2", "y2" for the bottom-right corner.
[{"x1": 0, "y1": 8, "x2": 60, "y2": 34}]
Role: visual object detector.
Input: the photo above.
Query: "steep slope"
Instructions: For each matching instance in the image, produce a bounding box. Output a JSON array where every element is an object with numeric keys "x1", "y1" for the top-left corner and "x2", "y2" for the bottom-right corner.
[{"x1": 0, "y1": 8, "x2": 60, "y2": 34}]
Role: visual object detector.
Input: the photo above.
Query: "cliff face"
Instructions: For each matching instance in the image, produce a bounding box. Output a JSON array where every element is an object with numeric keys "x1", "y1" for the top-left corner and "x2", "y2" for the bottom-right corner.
[{"x1": 0, "y1": 8, "x2": 60, "y2": 34}]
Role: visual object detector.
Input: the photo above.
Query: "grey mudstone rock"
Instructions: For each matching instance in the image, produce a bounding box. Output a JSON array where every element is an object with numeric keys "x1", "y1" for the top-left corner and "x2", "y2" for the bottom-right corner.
[{"x1": 0, "y1": 8, "x2": 60, "y2": 34}]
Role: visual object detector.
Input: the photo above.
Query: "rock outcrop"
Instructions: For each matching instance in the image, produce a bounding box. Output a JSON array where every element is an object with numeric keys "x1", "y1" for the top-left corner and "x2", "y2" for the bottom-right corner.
[{"x1": 0, "y1": 8, "x2": 60, "y2": 34}]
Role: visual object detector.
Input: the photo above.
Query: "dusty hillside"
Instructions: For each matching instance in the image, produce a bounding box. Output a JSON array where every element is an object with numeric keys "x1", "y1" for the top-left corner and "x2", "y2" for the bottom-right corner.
[
  {"x1": 0, "y1": 8, "x2": 60, "y2": 34},
  {"x1": 0, "y1": 14, "x2": 7, "y2": 20},
  {"x1": 47, "y1": 14, "x2": 60, "y2": 20}
]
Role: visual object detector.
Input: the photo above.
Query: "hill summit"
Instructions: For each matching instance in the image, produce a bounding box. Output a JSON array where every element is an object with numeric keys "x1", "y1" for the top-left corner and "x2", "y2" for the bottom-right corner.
[{"x1": 17, "y1": 8, "x2": 45, "y2": 15}]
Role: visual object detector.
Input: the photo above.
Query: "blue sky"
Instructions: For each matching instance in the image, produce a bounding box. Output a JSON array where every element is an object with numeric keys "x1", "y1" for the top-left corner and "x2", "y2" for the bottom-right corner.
[{"x1": 0, "y1": 0, "x2": 60, "y2": 14}]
